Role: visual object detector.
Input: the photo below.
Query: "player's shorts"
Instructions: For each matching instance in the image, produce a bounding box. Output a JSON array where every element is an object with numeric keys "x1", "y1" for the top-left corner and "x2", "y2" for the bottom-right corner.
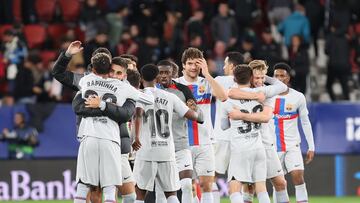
[
  {"x1": 227, "y1": 148, "x2": 266, "y2": 183},
  {"x1": 265, "y1": 145, "x2": 284, "y2": 179},
  {"x1": 175, "y1": 149, "x2": 193, "y2": 172},
  {"x1": 133, "y1": 160, "x2": 180, "y2": 192},
  {"x1": 277, "y1": 145, "x2": 304, "y2": 174},
  {"x1": 214, "y1": 140, "x2": 231, "y2": 174},
  {"x1": 121, "y1": 153, "x2": 135, "y2": 184},
  {"x1": 76, "y1": 136, "x2": 122, "y2": 187},
  {"x1": 191, "y1": 144, "x2": 215, "y2": 177}
]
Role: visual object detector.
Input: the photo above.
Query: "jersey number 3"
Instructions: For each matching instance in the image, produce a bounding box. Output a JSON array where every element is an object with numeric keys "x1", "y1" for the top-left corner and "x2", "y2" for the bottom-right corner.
[{"x1": 238, "y1": 104, "x2": 263, "y2": 134}]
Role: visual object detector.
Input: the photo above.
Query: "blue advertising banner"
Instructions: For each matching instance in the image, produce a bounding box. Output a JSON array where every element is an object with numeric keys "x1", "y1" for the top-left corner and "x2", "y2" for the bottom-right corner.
[{"x1": 0, "y1": 103, "x2": 360, "y2": 158}]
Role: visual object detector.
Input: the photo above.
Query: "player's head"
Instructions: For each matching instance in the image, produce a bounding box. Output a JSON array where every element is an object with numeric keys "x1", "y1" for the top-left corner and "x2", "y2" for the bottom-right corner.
[
  {"x1": 157, "y1": 60, "x2": 174, "y2": 87},
  {"x1": 233, "y1": 64, "x2": 253, "y2": 86},
  {"x1": 126, "y1": 69, "x2": 141, "y2": 89},
  {"x1": 181, "y1": 47, "x2": 204, "y2": 79},
  {"x1": 88, "y1": 47, "x2": 112, "y2": 72},
  {"x1": 249, "y1": 60, "x2": 268, "y2": 88},
  {"x1": 223, "y1": 52, "x2": 244, "y2": 76},
  {"x1": 120, "y1": 54, "x2": 138, "y2": 70},
  {"x1": 141, "y1": 64, "x2": 159, "y2": 86},
  {"x1": 110, "y1": 57, "x2": 128, "y2": 80},
  {"x1": 91, "y1": 53, "x2": 112, "y2": 75},
  {"x1": 170, "y1": 61, "x2": 179, "y2": 78},
  {"x1": 273, "y1": 62, "x2": 291, "y2": 86}
]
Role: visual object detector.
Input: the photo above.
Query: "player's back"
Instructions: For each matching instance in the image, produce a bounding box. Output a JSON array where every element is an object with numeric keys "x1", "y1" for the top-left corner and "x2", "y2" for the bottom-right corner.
[
  {"x1": 136, "y1": 87, "x2": 189, "y2": 162},
  {"x1": 223, "y1": 88, "x2": 264, "y2": 154}
]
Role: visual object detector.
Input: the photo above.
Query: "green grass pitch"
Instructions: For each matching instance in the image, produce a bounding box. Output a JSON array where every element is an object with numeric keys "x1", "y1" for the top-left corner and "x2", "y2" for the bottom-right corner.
[{"x1": 3, "y1": 196, "x2": 360, "y2": 203}]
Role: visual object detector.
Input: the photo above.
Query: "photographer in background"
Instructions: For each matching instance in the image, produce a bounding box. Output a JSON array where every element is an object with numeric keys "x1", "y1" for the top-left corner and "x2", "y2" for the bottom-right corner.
[{"x1": 1, "y1": 112, "x2": 39, "y2": 160}]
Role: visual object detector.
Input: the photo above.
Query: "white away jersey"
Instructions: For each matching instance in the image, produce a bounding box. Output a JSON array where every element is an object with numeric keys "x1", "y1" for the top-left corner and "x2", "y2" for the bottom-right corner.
[
  {"x1": 268, "y1": 88, "x2": 313, "y2": 152},
  {"x1": 175, "y1": 76, "x2": 213, "y2": 145},
  {"x1": 214, "y1": 75, "x2": 236, "y2": 141},
  {"x1": 77, "y1": 73, "x2": 142, "y2": 144},
  {"x1": 136, "y1": 87, "x2": 189, "y2": 161},
  {"x1": 221, "y1": 88, "x2": 264, "y2": 153}
]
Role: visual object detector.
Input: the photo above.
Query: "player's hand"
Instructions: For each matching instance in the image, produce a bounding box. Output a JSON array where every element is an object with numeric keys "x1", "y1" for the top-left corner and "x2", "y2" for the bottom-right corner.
[
  {"x1": 256, "y1": 92, "x2": 266, "y2": 103},
  {"x1": 305, "y1": 150, "x2": 314, "y2": 164},
  {"x1": 196, "y1": 58, "x2": 210, "y2": 78},
  {"x1": 132, "y1": 137, "x2": 141, "y2": 151},
  {"x1": 65, "y1": 41, "x2": 83, "y2": 56},
  {"x1": 85, "y1": 95, "x2": 101, "y2": 108},
  {"x1": 186, "y1": 99, "x2": 197, "y2": 111},
  {"x1": 228, "y1": 107, "x2": 243, "y2": 120}
]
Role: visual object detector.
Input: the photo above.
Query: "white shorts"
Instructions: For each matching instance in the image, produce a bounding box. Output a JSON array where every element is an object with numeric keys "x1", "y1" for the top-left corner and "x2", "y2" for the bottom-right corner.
[
  {"x1": 133, "y1": 160, "x2": 180, "y2": 192},
  {"x1": 265, "y1": 146, "x2": 284, "y2": 179},
  {"x1": 214, "y1": 140, "x2": 231, "y2": 174},
  {"x1": 121, "y1": 153, "x2": 135, "y2": 184},
  {"x1": 191, "y1": 145, "x2": 215, "y2": 177},
  {"x1": 277, "y1": 145, "x2": 304, "y2": 174},
  {"x1": 228, "y1": 148, "x2": 266, "y2": 183},
  {"x1": 76, "y1": 136, "x2": 122, "y2": 187},
  {"x1": 176, "y1": 149, "x2": 193, "y2": 172}
]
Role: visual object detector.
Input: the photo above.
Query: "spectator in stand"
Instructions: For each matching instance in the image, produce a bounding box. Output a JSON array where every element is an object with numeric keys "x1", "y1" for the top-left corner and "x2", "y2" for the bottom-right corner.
[
  {"x1": 325, "y1": 24, "x2": 351, "y2": 101},
  {"x1": 211, "y1": 2, "x2": 238, "y2": 48},
  {"x1": 0, "y1": 0, "x2": 13, "y2": 24},
  {"x1": 188, "y1": 34, "x2": 205, "y2": 51},
  {"x1": 136, "y1": 30, "x2": 161, "y2": 69},
  {"x1": 304, "y1": 0, "x2": 325, "y2": 57},
  {"x1": 80, "y1": 0, "x2": 106, "y2": 41},
  {"x1": 1, "y1": 29, "x2": 28, "y2": 93},
  {"x1": 328, "y1": 0, "x2": 350, "y2": 37},
  {"x1": 229, "y1": 0, "x2": 260, "y2": 35},
  {"x1": 350, "y1": 34, "x2": 360, "y2": 86},
  {"x1": 256, "y1": 28, "x2": 283, "y2": 72},
  {"x1": 0, "y1": 93, "x2": 14, "y2": 107},
  {"x1": 278, "y1": 3, "x2": 310, "y2": 47},
  {"x1": 116, "y1": 29, "x2": 138, "y2": 56},
  {"x1": 83, "y1": 31, "x2": 114, "y2": 66},
  {"x1": 163, "y1": 11, "x2": 183, "y2": 59},
  {"x1": 288, "y1": 35, "x2": 310, "y2": 94},
  {"x1": 106, "y1": 5, "x2": 129, "y2": 47},
  {"x1": 210, "y1": 41, "x2": 226, "y2": 76},
  {"x1": 13, "y1": 53, "x2": 40, "y2": 104},
  {"x1": 0, "y1": 112, "x2": 39, "y2": 160},
  {"x1": 268, "y1": 0, "x2": 293, "y2": 25},
  {"x1": 186, "y1": 9, "x2": 207, "y2": 46},
  {"x1": 238, "y1": 35, "x2": 257, "y2": 63}
]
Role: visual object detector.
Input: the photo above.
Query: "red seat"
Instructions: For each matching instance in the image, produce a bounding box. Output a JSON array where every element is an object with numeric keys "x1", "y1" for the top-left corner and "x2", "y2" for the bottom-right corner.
[
  {"x1": 13, "y1": 0, "x2": 22, "y2": 22},
  {"x1": 47, "y1": 24, "x2": 69, "y2": 47},
  {"x1": 355, "y1": 23, "x2": 360, "y2": 34},
  {"x1": 40, "y1": 50, "x2": 57, "y2": 68},
  {"x1": 59, "y1": 0, "x2": 81, "y2": 22},
  {"x1": 0, "y1": 24, "x2": 13, "y2": 39},
  {"x1": 23, "y1": 25, "x2": 47, "y2": 49},
  {"x1": 35, "y1": 0, "x2": 57, "y2": 22}
]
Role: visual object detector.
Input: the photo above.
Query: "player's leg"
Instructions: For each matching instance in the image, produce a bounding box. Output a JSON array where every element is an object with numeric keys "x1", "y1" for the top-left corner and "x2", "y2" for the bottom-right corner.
[
  {"x1": 155, "y1": 183, "x2": 167, "y2": 203},
  {"x1": 176, "y1": 149, "x2": 194, "y2": 203},
  {"x1": 157, "y1": 161, "x2": 180, "y2": 203},
  {"x1": 75, "y1": 182, "x2": 90, "y2": 203},
  {"x1": 133, "y1": 160, "x2": 156, "y2": 201},
  {"x1": 214, "y1": 140, "x2": 231, "y2": 203},
  {"x1": 135, "y1": 185, "x2": 147, "y2": 202},
  {"x1": 119, "y1": 153, "x2": 136, "y2": 203},
  {"x1": 192, "y1": 179, "x2": 200, "y2": 203},
  {"x1": 195, "y1": 145, "x2": 215, "y2": 203},
  {"x1": 242, "y1": 184, "x2": 254, "y2": 203},
  {"x1": 270, "y1": 175, "x2": 289, "y2": 203},
  {"x1": 88, "y1": 186, "x2": 102, "y2": 203},
  {"x1": 103, "y1": 185, "x2": 117, "y2": 203},
  {"x1": 285, "y1": 147, "x2": 308, "y2": 203},
  {"x1": 254, "y1": 182, "x2": 270, "y2": 203},
  {"x1": 253, "y1": 148, "x2": 270, "y2": 203},
  {"x1": 228, "y1": 180, "x2": 243, "y2": 203}
]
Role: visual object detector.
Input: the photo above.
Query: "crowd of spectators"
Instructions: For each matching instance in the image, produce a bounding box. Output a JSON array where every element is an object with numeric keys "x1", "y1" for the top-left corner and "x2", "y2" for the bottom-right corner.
[{"x1": 1, "y1": 0, "x2": 360, "y2": 107}]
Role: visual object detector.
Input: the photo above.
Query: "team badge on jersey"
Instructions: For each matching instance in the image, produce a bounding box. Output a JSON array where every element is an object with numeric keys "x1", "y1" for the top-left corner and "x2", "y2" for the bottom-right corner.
[
  {"x1": 286, "y1": 104, "x2": 293, "y2": 111},
  {"x1": 199, "y1": 85, "x2": 206, "y2": 93}
]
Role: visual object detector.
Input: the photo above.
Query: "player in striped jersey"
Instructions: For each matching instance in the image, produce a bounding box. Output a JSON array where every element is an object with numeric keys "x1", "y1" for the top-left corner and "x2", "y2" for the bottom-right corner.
[
  {"x1": 269, "y1": 63, "x2": 315, "y2": 203},
  {"x1": 175, "y1": 48, "x2": 227, "y2": 203}
]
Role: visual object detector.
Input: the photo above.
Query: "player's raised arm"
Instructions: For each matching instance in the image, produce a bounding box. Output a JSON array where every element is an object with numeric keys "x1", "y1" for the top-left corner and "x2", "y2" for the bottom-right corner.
[
  {"x1": 228, "y1": 105, "x2": 273, "y2": 123},
  {"x1": 227, "y1": 88, "x2": 266, "y2": 103},
  {"x1": 197, "y1": 58, "x2": 228, "y2": 101},
  {"x1": 259, "y1": 76, "x2": 287, "y2": 98},
  {"x1": 298, "y1": 94, "x2": 315, "y2": 164}
]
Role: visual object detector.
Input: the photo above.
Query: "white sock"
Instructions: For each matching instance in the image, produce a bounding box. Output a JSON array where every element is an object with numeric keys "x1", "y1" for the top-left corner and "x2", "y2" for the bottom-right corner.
[
  {"x1": 103, "y1": 185, "x2": 117, "y2": 203},
  {"x1": 122, "y1": 192, "x2": 136, "y2": 203},
  {"x1": 134, "y1": 200, "x2": 144, "y2": 203},
  {"x1": 272, "y1": 187, "x2": 277, "y2": 203},
  {"x1": 257, "y1": 192, "x2": 271, "y2": 203},
  {"x1": 275, "y1": 190, "x2": 289, "y2": 203},
  {"x1": 193, "y1": 195, "x2": 200, "y2": 203},
  {"x1": 212, "y1": 182, "x2": 220, "y2": 203},
  {"x1": 74, "y1": 183, "x2": 89, "y2": 203},
  {"x1": 242, "y1": 192, "x2": 253, "y2": 203},
  {"x1": 230, "y1": 192, "x2": 244, "y2": 203},
  {"x1": 201, "y1": 192, "x2": 213, "y2": 203},
  {"x1": 167, "y1": 195, "x2": 180, "y2": 203},
  {"x1": 295, "y1": 183, "x2": 308, "y2": 203},
  {"x1": 180, "y1": 178, "x2": 193, "y2": 203}
]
